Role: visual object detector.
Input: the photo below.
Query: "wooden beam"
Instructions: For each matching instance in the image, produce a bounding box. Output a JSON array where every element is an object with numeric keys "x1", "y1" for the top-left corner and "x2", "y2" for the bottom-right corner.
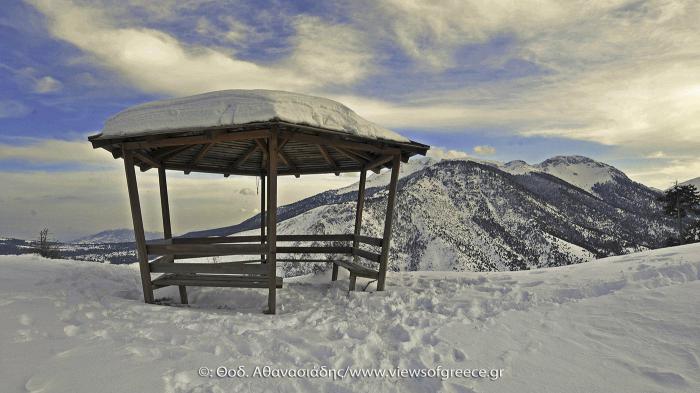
[
  {"x1": 123, "y1": 129, "x2": 269, "y2": 150},
  {"x1": 256, "y1": 138, "x2": 268, "y2": 172},
  {"x1": 157, "y1": 167, "x2": 186, "y2": 303},
  {"x1": 191, "y1": 143, "x2": 214, "y2": 166},
  {"x1": 277, "y1": 149, "x2": 300, "y2": 177},
  {"x1": 260, "y1": 174, "x2": 266, "y2": 263},
  {"x1": 365, "y1": 155, "x2": 394, "y2": 172},
  {"x1": 377, "y1": 154, "x2": 401, "y2": 291},
  {"x1": 123, "y1": 149, "x2": 154, "y2": 303},
  {"x1": 266, "y1": 132, "x2": 278, "y2": 314},
  {"x1": 334, "y1": 147, "x2": 381, "y2": 174},
  {"x1": 224, "y1": 142, "x2": 258, "y2": 176},
  {"x1": 332, "y1": 146, "x2": 365, "y2": 165},
  {"x1": 345, "y1": 168, "x2": 367, "y2": 282},
  {"x1": 154, "y1": 145, "x2": 192, "y2": 161},
  {"x1": 318, "y1": 145, "x2": 340, "y2": 175},
  {"x1": 134, "y1": 151, "x2": 160, "y2": 170},
  {"x1": 158, "y1": 167, "x2": 172, "y2": 239}
]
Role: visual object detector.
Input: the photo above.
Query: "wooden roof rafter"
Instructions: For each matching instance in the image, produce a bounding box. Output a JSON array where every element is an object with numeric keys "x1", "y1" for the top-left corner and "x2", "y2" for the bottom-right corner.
[
  {"x1": 224, "y1": 141, "x2": 259, "y2": 177},
  {"x1": 318, "y1": 145, "x2": 340, "y2": 176}
]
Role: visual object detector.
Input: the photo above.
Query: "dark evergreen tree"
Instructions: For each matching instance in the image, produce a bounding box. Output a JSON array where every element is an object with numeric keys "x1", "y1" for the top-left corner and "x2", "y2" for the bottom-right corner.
[{"x1": 658, "y1": 182, "x2": 700, "y2": 245}]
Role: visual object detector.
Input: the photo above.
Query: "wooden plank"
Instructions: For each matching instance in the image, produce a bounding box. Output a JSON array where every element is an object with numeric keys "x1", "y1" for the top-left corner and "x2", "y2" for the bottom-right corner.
[
  {"x1": 352, "y1": 247, "x2": 381, "y2": 263},
  {"x1": 123, "y1": 130, "x2": 269, "y2": 150},
  {"x1": 123, "y1": 149, "x2": 154, "y2": 304},
  {"x1": 149, "y1": 262, "x2": 268, "y2": 275},
  {"x1": 277, "y1": 246, "x2": 353, "y2": 254},
  {"x1": 149, "y1": 255, "x2": 174, "y2": 266},
  {"x1": 167, "y1": 234, "x2": 353, "y2": 244},
  {"x1": 152, "y1": 274, "x2": 283, "y2": 289},
  {"x1": 378, "y1": 154, "x2": 401, "y2": 291},
  {"x1": 349, "y1": 168, "x2": 367, "y2": 278},
  {"x1": 266, "y1": 132, "x2": 278, "y2": 314},
  {"x1": 147, "y1": 243, "x2": 265, "y2": 256},
  {"x1": 277, "y1": 234, "x2": 353, "y2": 242},
  {"x1": 334, "y1": 259, "x2": 379, "y2": 279},
  {"x1": 170, "y1": 235, "x2": 263, "y2": 244},
  {"x1": 355, "y1": 235, "x2": 383, "y2": 247}
]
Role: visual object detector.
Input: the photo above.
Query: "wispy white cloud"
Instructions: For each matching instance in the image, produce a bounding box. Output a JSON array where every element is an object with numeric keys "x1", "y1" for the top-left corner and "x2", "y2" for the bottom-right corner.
[
  {"x1": 26, "y1": 0, "x2": 374, "y2": 95},
  {"x1": 473, "y1": 145, "x2": 496, "y2": 155},
  {"x1": 0, "y1": 99, "x2": 30, "y2": 118},
  {"x1": 33, "y1": 75, "x2": 63, "y2": 93}
]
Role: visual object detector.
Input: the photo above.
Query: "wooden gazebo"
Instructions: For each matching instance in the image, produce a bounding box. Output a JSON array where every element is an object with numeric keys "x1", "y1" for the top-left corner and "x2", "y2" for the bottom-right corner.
[{"x1": 89, "y1": 90, "x2": 429, "y2": 314}]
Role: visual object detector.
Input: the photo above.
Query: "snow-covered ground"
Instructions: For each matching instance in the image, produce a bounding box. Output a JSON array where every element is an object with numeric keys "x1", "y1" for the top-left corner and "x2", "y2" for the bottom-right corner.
[{"x1": 1, "y1": 245, "x2": 699, "y2": 393}]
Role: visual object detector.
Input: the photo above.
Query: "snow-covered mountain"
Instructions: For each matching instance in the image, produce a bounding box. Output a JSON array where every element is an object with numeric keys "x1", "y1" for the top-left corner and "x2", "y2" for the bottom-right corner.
[
  {"x1": 185, "y1": 155, "x2": 673, "y2": 275},
  {"x1": 72, "y1": 229, "x2": 161, "y2": 244}
]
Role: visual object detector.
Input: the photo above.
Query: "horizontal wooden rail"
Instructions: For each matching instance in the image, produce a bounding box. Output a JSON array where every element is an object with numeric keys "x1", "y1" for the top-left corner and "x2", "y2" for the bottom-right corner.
[
  {"x1": 276, "y1": 246, "x2": 352, "y2": 254},
  {"x1": 147, "y1": 243, "x2": 265, "y2": 256},
  {"x1": 278, "y1": 234, "x2": 353, "y2": 242},
  {"x1": 170, "y1": 235, "x2": 262, "y2": 244},
  {"x1": 149, "y1": 261, "x2": 268, "y2": 275},
  {"x1": 352, "y1": 247, "x2": 381, "y2": 263},
  {"x1": 355, "y1": 235, "x2": 383, "y2": 247}
]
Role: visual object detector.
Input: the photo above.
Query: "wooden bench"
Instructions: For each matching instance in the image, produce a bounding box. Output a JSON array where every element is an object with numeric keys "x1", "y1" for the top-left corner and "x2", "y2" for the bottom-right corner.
[
  {"x1": 333, "y1": 259, "x2": 379, "y2": 291},
  {"x1": 152, "y1": 273, "x2": 282, "y2": 290}
]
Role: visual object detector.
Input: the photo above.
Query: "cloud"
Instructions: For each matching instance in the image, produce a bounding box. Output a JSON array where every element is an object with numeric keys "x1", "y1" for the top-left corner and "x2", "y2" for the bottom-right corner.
[
  {"x1": 0, "y1": 138, "x2": 116, "y2": 168},
  {"x1": 473, "y1": 145, "x2": 496, "y2": 155},
  {"x1": 645, "y1": 151, "x2": 666, "y2": 159},
  {"x1": 0, "y1": 99, "x2": 30, "y2": 118},
  {"x1": 33, "y1": 76, "x2": 63, "y2": 93},
  {"x1": 27, "y1": 0, "x2": 374, "y2": 95},
  {"x1": 238, "y1": 187, "x2": 256, "y2": 196},
  {"x1": 426, "y1": 147, "x2": 470, "y2": 160}
]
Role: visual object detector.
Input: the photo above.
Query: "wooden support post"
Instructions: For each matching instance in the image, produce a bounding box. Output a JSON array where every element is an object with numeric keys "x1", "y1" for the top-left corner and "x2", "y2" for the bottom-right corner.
[
  {"x1": 158, "y1": 168, "x2": 172, "y2": 239},
  {"x1": 158, "y1": 167, "x2": 187, "y2": 304},
  {"x1": 265, "y1": 133, "x2": 278, "y2": 314},
  {"x1": 124, "y1": 149, "x2": 154, "y2": 304},
  {"x1": 260, "y1": 174, "x2": 266, "y2": 263},
  {"x1": 349, "y1": 274, "x2": 357, "y2": 291},
  {"x1": 377, "y1": 154, "x2": 401, "y2": 291}
]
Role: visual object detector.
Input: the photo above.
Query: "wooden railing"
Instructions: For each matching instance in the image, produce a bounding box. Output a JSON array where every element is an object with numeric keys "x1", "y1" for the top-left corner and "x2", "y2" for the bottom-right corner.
[{"x1": 146, "y1": 233, "x2": 383, "y2": 265}]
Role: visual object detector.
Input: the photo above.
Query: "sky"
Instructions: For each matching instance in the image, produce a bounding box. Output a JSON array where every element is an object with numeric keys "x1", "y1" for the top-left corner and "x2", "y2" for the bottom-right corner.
[{"x1": 1, "y1": 0, "x2": 699, "y2": 240}]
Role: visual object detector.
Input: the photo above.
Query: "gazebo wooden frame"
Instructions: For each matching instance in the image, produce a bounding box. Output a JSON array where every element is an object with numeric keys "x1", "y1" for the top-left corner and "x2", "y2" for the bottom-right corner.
[{"x1": 90, "y1": 121, "x2": 428, "y2": 314}]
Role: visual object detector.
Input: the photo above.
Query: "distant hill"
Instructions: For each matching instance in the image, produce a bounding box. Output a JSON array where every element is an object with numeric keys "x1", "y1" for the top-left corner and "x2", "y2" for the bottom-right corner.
[
  {"x1": 71, "y1": 229, "x2": 161, "y2": 244},
  {"x1": 680, "y1": 177, "x2": 700, "y2": 189}
]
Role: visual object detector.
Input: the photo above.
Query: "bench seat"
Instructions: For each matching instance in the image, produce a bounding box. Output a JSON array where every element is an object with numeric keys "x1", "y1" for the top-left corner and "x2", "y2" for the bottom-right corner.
[{"x1": 152, "y1": 273, "x2": 282, "y2": 289}]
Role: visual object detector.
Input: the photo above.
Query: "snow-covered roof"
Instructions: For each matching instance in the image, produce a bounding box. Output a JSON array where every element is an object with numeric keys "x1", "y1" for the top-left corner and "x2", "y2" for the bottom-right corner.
[{"x1": 99, "y1": 89, "x2": 409, "y2": 142}]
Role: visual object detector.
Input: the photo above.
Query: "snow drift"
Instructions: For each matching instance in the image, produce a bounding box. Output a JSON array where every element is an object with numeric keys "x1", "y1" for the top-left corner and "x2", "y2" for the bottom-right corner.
[
  {"x1": 1, "y1": 244, "x2": 699, "y2": 392},
  {"x1": 99, "y1": 89, "x2": 408, "y2": 142}
]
